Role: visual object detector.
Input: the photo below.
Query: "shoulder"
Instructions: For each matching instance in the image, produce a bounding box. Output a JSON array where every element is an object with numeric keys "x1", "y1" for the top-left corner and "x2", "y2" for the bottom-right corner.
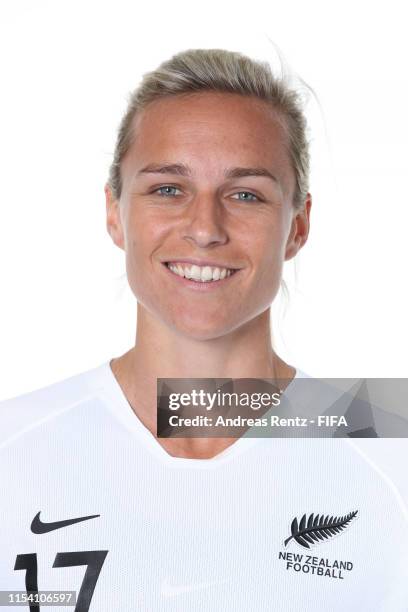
[{"x1": 0, "y1": 362, "x2": 109, "y2": 449}]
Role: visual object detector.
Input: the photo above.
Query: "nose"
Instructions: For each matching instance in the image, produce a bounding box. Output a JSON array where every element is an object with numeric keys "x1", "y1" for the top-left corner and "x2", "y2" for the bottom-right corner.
[{"x1": 182, "y1": 192, "x2": 228, "y2": 248}]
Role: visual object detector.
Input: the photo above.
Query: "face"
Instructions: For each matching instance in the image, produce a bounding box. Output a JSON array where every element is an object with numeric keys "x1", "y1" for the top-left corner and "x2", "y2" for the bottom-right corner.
[{"x1": 106, "y1": 91, "x2": 311, "y2": 340}]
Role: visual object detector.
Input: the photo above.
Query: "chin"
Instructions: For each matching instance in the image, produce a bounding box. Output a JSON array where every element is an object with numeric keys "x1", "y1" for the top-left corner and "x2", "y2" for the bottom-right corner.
[{"x1": 168, "y1": 314, "x2": 243, "y2": 342}]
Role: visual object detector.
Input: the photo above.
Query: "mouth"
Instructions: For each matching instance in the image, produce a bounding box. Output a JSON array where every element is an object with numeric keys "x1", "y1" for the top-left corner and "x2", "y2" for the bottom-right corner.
[{"x1": 162, "y1": 261, "x2": 240, "y2": 287}]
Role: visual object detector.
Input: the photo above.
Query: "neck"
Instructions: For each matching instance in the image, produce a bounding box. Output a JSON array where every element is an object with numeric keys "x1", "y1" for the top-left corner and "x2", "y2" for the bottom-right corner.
[{"x1": 110, "y1": 304, "x2": 295, "y2": 459}]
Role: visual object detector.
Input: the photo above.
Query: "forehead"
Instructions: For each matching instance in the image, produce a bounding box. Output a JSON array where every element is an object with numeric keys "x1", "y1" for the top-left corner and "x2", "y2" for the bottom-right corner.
[{"x1": 122, "y1": 91, "x2": 294, "y2": 193}]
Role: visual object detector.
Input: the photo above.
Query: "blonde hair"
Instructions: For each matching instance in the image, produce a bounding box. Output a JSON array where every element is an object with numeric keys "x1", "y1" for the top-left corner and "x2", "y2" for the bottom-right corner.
[{"x1": 107, "y1": 48, "x2": 310, "y2": 209}]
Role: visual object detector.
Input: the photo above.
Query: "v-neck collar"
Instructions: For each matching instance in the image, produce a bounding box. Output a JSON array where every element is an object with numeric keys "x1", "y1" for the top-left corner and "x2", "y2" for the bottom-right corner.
[{"x1": 97, "y1": 360, "x2": 306, "y2": 469}]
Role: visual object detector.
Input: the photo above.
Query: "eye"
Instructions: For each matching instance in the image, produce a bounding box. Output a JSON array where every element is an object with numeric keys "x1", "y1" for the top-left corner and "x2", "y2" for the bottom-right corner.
[
  {"x1": 153, "y1": 185, "x2": 182, "y2": 197},
  {"x1": 231, "y1": 191, "x2": 260, "y2": 202}
]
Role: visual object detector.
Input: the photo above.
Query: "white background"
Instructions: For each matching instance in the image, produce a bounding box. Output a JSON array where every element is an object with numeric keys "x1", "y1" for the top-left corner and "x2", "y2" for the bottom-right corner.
[{"x1": 1, "y1": 0, "x2": 407, "y2": 399}]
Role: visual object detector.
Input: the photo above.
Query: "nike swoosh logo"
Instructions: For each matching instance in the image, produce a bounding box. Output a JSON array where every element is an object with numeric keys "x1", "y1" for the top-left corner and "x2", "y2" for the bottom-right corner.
[{"x1": 31, "y1": 511, "x2": 100, "y2": 534}]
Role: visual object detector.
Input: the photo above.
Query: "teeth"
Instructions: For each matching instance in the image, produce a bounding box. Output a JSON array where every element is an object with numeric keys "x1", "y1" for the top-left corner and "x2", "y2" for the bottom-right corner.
[
  {"x1": 167, "y1": 263, "x2": 236, "y2": 282},
  {"x1": 212, "y1": 267, "x2": 221, "y2": 281},
  {"x1": 190, "y1": 265, "x2": 201, "y2": 281},
  {"x1": 201, "y1": 266, "x2": 213, "y2": 282}
]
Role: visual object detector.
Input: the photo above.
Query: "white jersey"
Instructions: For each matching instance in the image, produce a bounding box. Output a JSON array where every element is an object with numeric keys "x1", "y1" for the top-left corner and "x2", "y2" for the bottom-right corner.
[{"x1": 0, "y1": 362, "x2": 407, "y2": 611}]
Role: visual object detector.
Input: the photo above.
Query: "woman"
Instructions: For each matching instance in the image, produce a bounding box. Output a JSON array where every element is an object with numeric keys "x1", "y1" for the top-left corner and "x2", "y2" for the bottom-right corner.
[
  {"x1": 1, "y1": 48, "x2": 407, "y2": 612},
  {"x1": 105, "y1": 48, "x2": 311, "y2": 460}
]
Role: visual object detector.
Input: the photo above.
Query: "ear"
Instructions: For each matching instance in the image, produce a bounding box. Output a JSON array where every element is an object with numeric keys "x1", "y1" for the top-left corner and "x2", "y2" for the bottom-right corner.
[
  {"x1": 105, "y1": 183, "x2": 125, "y2": 250},
  {"x1": 284, "y1": 193, "x2": 312, "y2": 261}
]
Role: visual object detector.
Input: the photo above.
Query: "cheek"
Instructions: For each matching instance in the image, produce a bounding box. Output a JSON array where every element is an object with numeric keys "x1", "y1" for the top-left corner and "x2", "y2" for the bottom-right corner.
[
  {"x1": 123, "y1": 212, "x2": 164, "y2": 266},
  {"x1": 125, "y1": 238, "x2": 143, "y2": 283},
  {"x1": 246, "y1": 217, "x2": 287, "y2": 267},
  {"x1": 249, "y1": 225, "x2": 287, "y2": 297},
  {"x1": 123, "y1": 231, "x2": 153, "y2": 297},
  {"x1": 123, "y1": 217, "x2": 171, "y2": 305}
]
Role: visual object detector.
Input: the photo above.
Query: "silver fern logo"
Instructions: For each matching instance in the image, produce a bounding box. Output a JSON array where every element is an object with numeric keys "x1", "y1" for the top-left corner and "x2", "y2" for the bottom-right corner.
[{"x1": 284, "y1": 511, "x2": 358, "y2": 549}]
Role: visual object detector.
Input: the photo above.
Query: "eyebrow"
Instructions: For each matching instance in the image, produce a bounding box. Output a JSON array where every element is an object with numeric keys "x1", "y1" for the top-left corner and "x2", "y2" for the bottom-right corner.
[{"x1": 137, "y1": 163, "x2": 279, "y2": 184}]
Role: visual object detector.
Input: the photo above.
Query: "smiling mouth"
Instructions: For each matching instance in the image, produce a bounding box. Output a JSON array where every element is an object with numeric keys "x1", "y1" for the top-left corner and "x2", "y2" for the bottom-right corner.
[{"x1": 164, "y1": 262, "x2": 239, "y2": 283}]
